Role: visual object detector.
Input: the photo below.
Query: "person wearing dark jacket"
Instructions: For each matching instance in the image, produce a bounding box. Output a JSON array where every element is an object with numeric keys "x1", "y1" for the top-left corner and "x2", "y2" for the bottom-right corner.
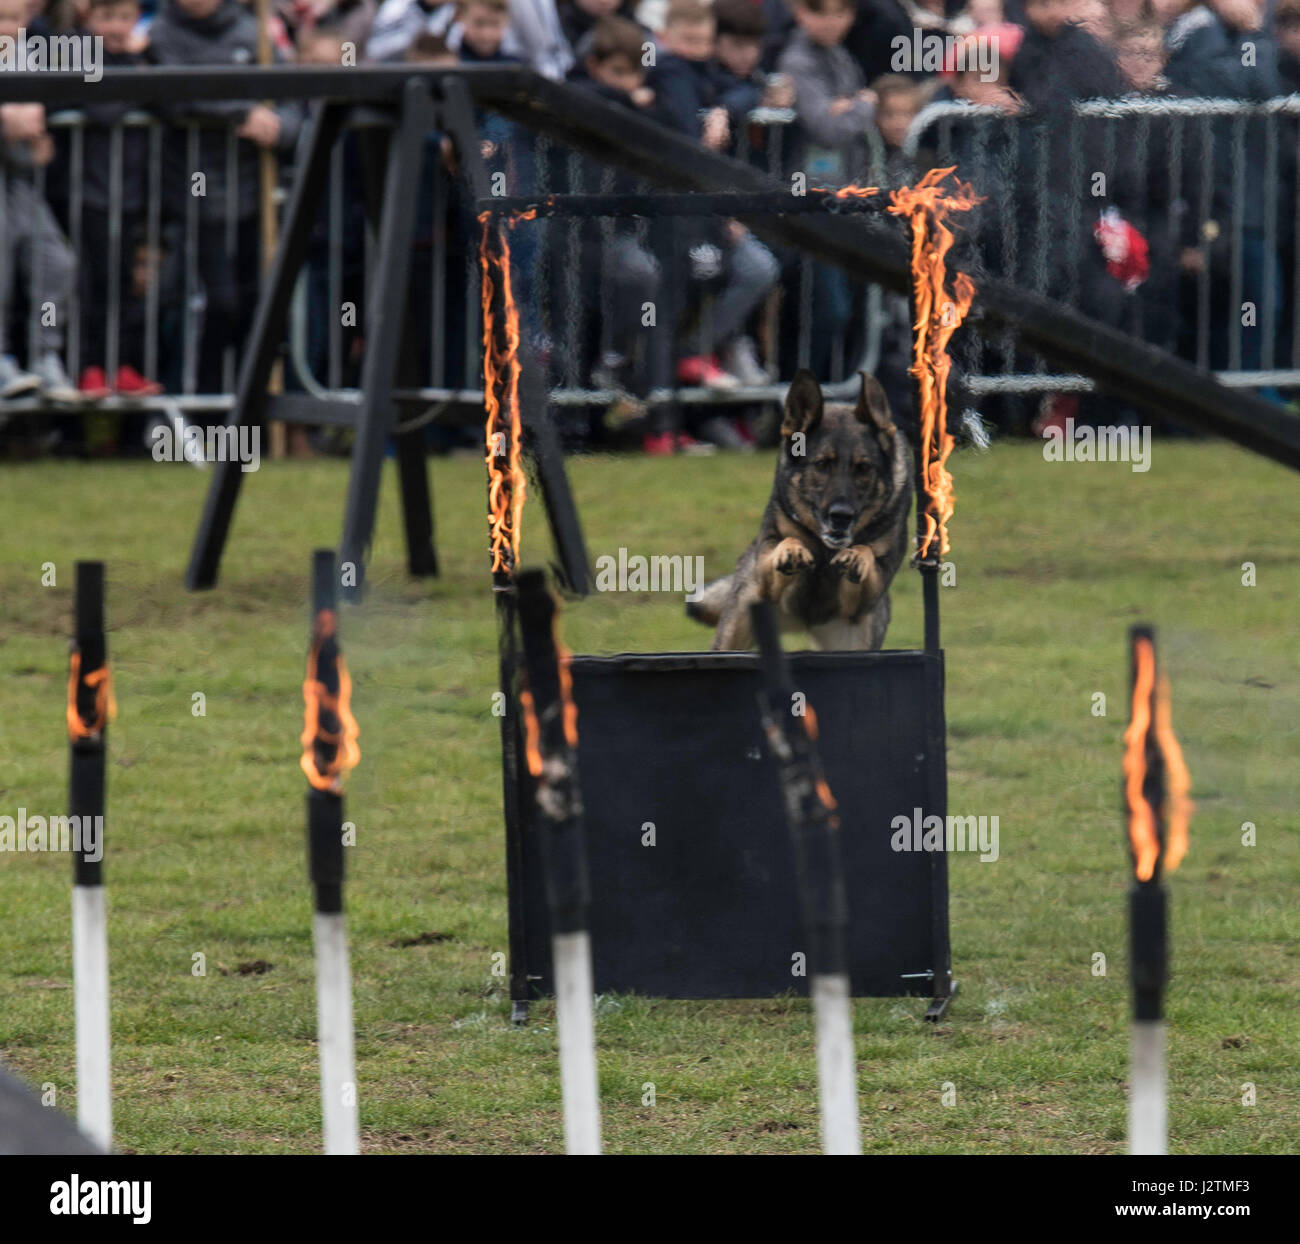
[
  {"x1": 565, "y1": 15, "x2": 677, "y2": 438},
  {"x1": 59, "y1": 0, "x2": 162, "y2": 399},
  {"x1": 147, "y1": 0, "x2": 303, "y2": 395},
  {"x1": 558, "y1": 0, "x2": 639, "y2": 56},
  {"x1": 1160, "y1": 0, "x2": 1283, "y2": 383},
  {"x1": 0, "y1": 0, "x2": 80, "y2": 406},
  {"x1": 1008, "y1": 0, "x2": 1126, "y2": 111}
]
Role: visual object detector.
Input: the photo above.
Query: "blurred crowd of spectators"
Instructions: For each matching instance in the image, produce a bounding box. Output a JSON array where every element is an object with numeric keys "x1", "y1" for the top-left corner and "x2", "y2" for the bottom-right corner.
[{"x1": 2, "y1": 0, "x2": 1297, "y2": 455}]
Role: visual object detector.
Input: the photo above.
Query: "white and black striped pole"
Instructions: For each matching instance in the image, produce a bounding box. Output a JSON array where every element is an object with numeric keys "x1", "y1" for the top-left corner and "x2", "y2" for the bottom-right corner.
[
  {"x1": 302, "y1": 550, "x2": 360, "y2": 1156},
  {"x1": 1123, "y1": 625, "x2": 1191, "y2": 1157},
  {"x1": 516, "y1": 568, "x2": 601, "y2": 1155},
  {"x1": 751, "y1": 601, "x2": 860, "y2": 1155},
  {"x1": 67, "y1": 560, "x2": 112, "y2": 1151}
]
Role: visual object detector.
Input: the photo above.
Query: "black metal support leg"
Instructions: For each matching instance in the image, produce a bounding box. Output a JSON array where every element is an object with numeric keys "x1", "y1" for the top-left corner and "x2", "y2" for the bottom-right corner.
[
  {"x1": 338, "y1": 78, "x2": 436, "y2": 600},
  {"x1": 185, "y1": 100, "x2": 345, "y2": 591}
]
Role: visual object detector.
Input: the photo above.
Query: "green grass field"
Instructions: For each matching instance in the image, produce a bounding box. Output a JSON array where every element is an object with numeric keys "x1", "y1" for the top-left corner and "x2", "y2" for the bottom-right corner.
[{"x1": 0, "y1": 440, "x2": 1296, "y2": 1154}]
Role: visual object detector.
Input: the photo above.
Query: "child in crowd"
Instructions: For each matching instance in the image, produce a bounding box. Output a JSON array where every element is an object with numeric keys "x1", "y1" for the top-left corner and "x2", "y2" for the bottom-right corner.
[
  {"x1": 777, "y1": 0, "x2": 870, "y2": 379},
  {"x1": 458, "y1": 0, "x2": 516, "y2": 62},
  {"x1": 634, "y1": 0, "x2": 775, "y2": 398},
  {"x1": 650, "y1": 0, "x2": 730, "y2": 148},
  {"x1": 778, "y1": 0, "x2": 876, "y2": 181},
  {"x1": 567, "y1": 14, "x2": 674, "y2": 436},
  {"x1": 0, "y1": 0, "x2": 79, "y2": 404},
  {"x1": 74, "y1": 0, "x2": 163, "y2": 401},
  {"x1": 871, "y1": 73, "x2": 924, "y2": 165},
  {"x1": 147, "y1": 0, "x2": 303, "y2": 395},
  {"x1": 1008, "y1": 0, "x2": 1125, "y2": 112},
  {"x1": 712, "y1": 0, "x2": 796, "y2": 127},
  {"x1": 1115, "y1": 12, "x2": 1168, "y2": 92},
  {"x1": 558, "y1": 0, "x2": 638, "y2": 56}
]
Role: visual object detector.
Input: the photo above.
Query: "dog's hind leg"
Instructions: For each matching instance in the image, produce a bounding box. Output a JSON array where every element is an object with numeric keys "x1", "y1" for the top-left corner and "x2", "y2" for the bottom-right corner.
[
  {"x1": 711, "y1": 587, "x2": 761, "y2": 650},
  {"x1": 685, "y1": 574, "x2": 735, "y2": 627}
]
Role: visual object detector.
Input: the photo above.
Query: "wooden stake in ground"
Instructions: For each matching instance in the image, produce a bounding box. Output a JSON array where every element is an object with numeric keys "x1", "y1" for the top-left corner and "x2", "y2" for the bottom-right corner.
[
  {"x1": 67, "y1": 561, "x2": 113, "y2": 1151},
  {"x1": 515, "y1": 569, "x2": 601, "y2": 1155},
  {"x1": 1122, "y1": 625, "x2": 1191, "y2": 1156},
  {"x1": 302, "y1": 549, "x2": 361, "y2": 1154},
  {"x1": 751, "y1": 601, "x2": 860, "y2": 1155}
]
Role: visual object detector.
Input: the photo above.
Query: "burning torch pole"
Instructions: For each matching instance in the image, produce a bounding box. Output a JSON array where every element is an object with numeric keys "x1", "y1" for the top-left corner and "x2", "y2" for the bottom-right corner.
[
  {"x1": 1123, "y1": 625, "x2": 1190, "y2": 1156},
  {"x1": 68, "y1": 561, "x2": 112, "y2": 1151},
  {"x1": 751, "y1": 601, "x2": 860, "y2": 1155},
  {"x1": 303, "y1": 549, "x2": 360, "y2": 1155},
  {"x1": 516, "y1": 568, "x2": 601, "y2": 1155}
]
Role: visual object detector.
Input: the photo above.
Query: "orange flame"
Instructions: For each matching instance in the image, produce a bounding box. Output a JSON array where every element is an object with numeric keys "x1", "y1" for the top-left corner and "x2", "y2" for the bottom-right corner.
[
  {"x1": 802, "y1": 704, "x2": 839, "y2": 823},
  {"x1": 479, "y1": 213, "x2": 528, "y2": 577},
  {"x1": 556, "y1": 640, "x2": 579, "y2": 749},
  {"x1": 66, "y1": 649, "x2": 116, "y2": 741},
  {"x1": 1122, "y1": 636, "x2": 1160, "y2": 882},
  {"x1": 520, "y1": 686, "x2": 543, "y2": 779},
  {"x1": 301, "y1": 609, "x2": 361, "y2": 793},
  {"x1": 519, "y1": 642, "x2": 578, "y2": 780},
  {"x1": 1123, "y1": 637, "x2": 1193, "y2": 881},
  {"x1": 829, "y1": 184, "x2": 880, "y2": 201},
  {"x1": 888, "y1": 168, "x2": 979, "y2": 559},
  {"x1": 1153, "y1": 673, "x2": 1192, "y2": 875}
]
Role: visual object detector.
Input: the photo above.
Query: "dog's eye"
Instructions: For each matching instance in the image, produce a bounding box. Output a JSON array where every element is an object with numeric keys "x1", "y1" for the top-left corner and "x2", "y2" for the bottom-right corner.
[{"x1": 814, "y1": 457, "x2": 834, "y2": 471}]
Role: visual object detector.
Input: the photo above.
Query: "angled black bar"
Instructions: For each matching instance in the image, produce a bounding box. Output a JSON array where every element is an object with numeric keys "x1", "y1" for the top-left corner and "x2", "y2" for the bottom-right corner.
[
  {"x1": 185, "y1": 100, "x2": 345, "y2": 590},
  {"x1": 338, "y1": 78, "x2": 436, "y2": 600},
  {"x1": 356, "y1": 102, "x2": 439, "y2": 582}
]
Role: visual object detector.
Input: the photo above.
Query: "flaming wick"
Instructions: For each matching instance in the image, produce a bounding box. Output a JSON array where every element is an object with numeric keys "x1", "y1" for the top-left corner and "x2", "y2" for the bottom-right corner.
[
  {"x1": 66, "y1": 649, "x2": 116, "y2": 742},
  {"x1": 888, "y1": 168, "x2": 979, "y2": 560},
  {"x1": 300, "y1": 608, "x2": 361, "y2": 794},
  {"x1": 480, "y1": 214, "x2": 529, "y2": 578}
]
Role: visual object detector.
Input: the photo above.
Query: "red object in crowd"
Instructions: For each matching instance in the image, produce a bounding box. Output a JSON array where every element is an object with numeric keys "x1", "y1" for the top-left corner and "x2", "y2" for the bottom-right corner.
[
  {"x1": 114, "y1": 365, "x2": 163, "y2": 397},
  {"x1": 79, "y1": 367, "x2": 112, "y2": 400},
  {"x1": 1094, "y1": 208, "x2": 1151, "y2": 292}
]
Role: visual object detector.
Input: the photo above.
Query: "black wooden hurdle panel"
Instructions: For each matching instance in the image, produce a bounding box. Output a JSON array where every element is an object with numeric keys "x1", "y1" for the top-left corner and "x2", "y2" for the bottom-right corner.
[{"x1": 509, "y1": 650, "x2": 951, "y2": 1003}]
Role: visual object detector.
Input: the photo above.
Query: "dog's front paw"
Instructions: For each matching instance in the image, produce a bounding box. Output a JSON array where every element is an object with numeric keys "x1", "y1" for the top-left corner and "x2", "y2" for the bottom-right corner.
[
  {"x1": 774, "y1": 538, "x2": 815, "y2": 576},
  {"x1": 831, "y1": 545, "x2": 875, "y2": 585}
]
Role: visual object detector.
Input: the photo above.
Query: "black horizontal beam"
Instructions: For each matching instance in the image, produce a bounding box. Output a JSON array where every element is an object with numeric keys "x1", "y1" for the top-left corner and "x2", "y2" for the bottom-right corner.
[{"x1": 478, "y1": 191, "x2": 887, "y2": 219}]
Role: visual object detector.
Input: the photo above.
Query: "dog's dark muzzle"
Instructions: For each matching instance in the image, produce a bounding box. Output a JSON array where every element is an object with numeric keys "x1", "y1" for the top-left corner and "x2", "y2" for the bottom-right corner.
[{"x1": 821, "y1": 504, "x2": 856, "y2": 549}]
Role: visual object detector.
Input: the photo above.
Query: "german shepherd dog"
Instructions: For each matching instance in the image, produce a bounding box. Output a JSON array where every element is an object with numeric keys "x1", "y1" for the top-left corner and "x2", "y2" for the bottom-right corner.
[{"x1": 688, "y1": 369, "x2": 913, "y2": 651}]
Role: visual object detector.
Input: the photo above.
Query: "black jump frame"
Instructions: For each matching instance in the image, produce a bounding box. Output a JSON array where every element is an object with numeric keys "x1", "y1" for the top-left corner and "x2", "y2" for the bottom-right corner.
[{"x1": 473, "y1": 174, "x2": 957, "y2": 1018}]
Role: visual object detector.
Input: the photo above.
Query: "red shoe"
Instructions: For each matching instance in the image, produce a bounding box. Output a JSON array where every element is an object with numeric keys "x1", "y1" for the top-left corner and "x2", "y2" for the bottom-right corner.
[
  {"x1": 113, "y1": 364, "x2": 163, "y2": 397},
  {"x1": 79, "y1": 365, "x2": 111, "y2": 401},
  {"x1": 675, "y1": 355, "x2": 740, "y2": 390},
  {"x1": 1033, "y1": 393, "x2": 1078, "y2": 437},
  {"x1": 643, "y1": 431, "x2": 676, "y2": 456}
]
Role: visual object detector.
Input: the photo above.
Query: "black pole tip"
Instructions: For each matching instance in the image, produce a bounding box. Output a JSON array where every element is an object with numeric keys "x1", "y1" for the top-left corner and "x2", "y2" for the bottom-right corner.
[
  {"x1": 74, "y1": 562, "x2": 105, "y2": 638},
  {"x1": 311, "y1": 550, "x2": 337, "y2": 614}
]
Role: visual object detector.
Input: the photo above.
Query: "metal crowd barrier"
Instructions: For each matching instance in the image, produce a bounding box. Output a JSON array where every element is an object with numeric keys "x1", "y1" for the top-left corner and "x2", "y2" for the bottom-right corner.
[
  {"x1": 288, "y1": 107, "x2": 886, "y2": 413},
  {"x1": 3, "y1": 103, "x2": 885, "y2": 428},
  {"x1": 906, "y1": 95, "x2": 1300, "y2": 396}
]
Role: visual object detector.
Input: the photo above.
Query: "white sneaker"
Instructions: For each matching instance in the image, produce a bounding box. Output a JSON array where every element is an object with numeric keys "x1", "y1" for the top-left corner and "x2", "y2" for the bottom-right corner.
[
  {"x1": 0, "y1": 354, "x2": 41, "y2": 399},
  {"x1": 721, "y1": 337, "x2": 771, "y2": 387},
  {"x1": 34, "y1": 353, "x2": 84, "y2": 406}
]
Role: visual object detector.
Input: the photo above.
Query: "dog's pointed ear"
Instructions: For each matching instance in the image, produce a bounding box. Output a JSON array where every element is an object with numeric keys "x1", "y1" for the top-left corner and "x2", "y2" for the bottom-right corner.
[
  {"x1": 781, "y1": 369, "x2": 823, "y2": 441},
  {"x1": 855, "y1": 371, "x2": 896, "y2": 453}
]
